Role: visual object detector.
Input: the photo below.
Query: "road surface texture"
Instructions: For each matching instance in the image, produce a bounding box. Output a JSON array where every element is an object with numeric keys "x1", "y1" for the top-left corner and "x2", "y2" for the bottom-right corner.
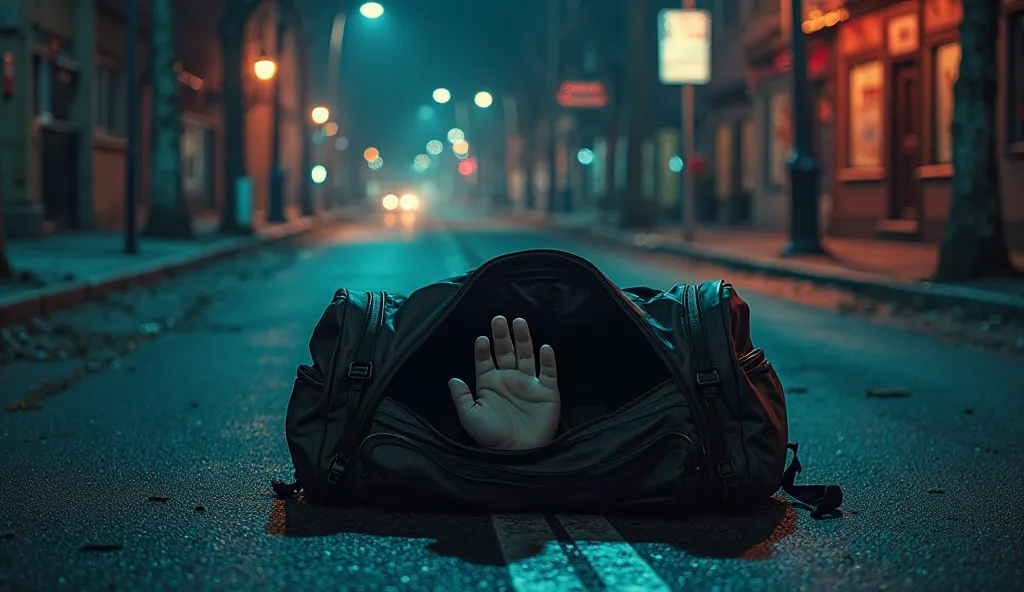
[{"x1": 2, "y1": 212, "x2": 1022, "y2": 591}]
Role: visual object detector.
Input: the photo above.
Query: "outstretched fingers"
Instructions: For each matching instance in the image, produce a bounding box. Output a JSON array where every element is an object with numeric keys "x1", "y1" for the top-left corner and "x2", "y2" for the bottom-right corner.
[
  {"x1": 512, "y1": 318, "x2": 536, "y2": 376},
  {"x1": 490, "y1": 316, "x2": 517, "y2": 370},
  {"x1": 538, "y1": 344, "x2": 557, "y2": 391},
  {"x1": 448, "y1": 378, "x2": 477, "y2": 422},
  {"x1": 474, "y1": 335, "x2": 495, "y2": 376}
]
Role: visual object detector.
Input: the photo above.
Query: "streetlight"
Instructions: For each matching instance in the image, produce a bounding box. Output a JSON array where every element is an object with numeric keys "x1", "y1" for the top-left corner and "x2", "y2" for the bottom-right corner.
[
  {"x1": 359, "y1": 2, "x2": 384, "y2": 19},
  {"x1": 311, "y1": 106, "x2": 330, "y2": 125},
  {"x1": 253, "y1": 52, "x2": 277, "y2": 81},
  {"x1": 432, "y1": 88, "x2": 451, "y2": 104},
  {"x1": 474, "y1": 91, "x2": 493, "y2": 109}
]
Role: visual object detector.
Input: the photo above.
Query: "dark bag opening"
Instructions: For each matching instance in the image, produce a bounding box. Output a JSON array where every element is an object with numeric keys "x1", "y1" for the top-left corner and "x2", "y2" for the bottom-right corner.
[{"x1": 381, "y1": 267, "x2": 674, "y2": 445}]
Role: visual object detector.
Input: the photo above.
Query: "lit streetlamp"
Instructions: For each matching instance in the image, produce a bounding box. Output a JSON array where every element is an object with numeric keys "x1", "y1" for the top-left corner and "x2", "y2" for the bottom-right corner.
[
  {"x1": 432, "y1": 88, "x2": 451, "y2": 104},
  {"x1": 474, "y1": 91, "x2": 493, "y2": 109},
  {"x1": 359, "y1": 2, "x2": 384, "y2": 19},
  {"x1": 311, "y1": 106, "x2": 331, "y2": 125},
  {"x1": 253, "y1": 52, "x2": 277, "y2": 81}
]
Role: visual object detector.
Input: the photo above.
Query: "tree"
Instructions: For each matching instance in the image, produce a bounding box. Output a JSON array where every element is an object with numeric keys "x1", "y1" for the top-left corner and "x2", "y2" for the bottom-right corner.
[
  {"x1": 219, "y1": 0, "x2": 263, "y2": 234},
  {"x1": 935, "y1": 0, "x2": 1016, "y2": 281},
  {"x1": 144, "y1": 0, "x2": 195, "y2": 239}
]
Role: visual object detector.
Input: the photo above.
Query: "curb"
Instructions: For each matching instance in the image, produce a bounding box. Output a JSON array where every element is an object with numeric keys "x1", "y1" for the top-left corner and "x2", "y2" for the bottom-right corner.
[
  {"x1": 0, "y1": 214, "x2": 341, "y2": 329},
  {"x1": 543, "y1": 221, "x2": 1024, "y2": 318}
]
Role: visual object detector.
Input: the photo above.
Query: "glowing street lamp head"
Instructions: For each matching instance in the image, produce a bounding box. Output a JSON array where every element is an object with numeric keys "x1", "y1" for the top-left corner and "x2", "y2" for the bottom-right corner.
[
  {"x1": 253, "y1": 55, "x2": 276, "y2": 81},
  {"x1": 359, "y1": 2, "x2": 384, "y2": 19},
  {"x1": 474, "y1": 91, "x2": 493, "y2": 108},
  {"x1": 311, "y1": 106, "x2": 330, "y2": 125},
  {"x1": 432, "y1": 88, "x2": 451, "y2": 104}
]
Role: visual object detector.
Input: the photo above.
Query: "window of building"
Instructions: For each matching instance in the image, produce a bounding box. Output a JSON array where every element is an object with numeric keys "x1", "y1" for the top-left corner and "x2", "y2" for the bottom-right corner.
[
  {"x1": 32, "y1": 55, "x2": 78, "y2": 122},
  {"x1": 715, "y1": 123, "x2": 733, "y2": 197},
  {"x1": 181, "y1": 120, "x2": 208, "y2": 195},
  {"x1": 95, "y1": 64, "x2": 124, "y2": 136},
  {"x1": 1010, "y1": 13, "x2": 1024, "y2": 144},
  {"x1": 740, "y1": 119, "x2": 756, "y2": 191},
  {"x1": 848, "y1": 59, "x2": 884, "y2": 167},
  {"x1": 767, "y1": 91, "x2": 791, "y2": 186},
  {"x1": 933, "y1": 42, "x2": 960, "y2": 163}
]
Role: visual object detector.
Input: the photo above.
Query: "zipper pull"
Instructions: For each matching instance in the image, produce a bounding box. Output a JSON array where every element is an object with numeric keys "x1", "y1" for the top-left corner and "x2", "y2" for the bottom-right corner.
[{"x1": 327, "y1": 456, "x2": 349, "y2": 484}]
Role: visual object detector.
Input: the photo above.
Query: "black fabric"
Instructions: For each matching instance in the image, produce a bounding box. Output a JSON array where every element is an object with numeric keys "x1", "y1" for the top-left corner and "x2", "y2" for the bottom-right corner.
[{"x1": 781, "y1": 443, "x2": 844, "y2": 518}]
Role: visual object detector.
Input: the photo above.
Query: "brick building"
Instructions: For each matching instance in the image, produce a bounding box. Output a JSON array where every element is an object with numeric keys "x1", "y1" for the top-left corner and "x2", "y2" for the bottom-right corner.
[{"x1": 0, "y1": 0, "x2": 307, "y2": 238}]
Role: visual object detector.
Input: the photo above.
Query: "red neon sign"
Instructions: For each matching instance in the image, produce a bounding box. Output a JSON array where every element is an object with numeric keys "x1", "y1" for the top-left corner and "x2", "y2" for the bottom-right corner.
[{"x1": 556, "y1": 81, "x2": 609, "y2": 109}]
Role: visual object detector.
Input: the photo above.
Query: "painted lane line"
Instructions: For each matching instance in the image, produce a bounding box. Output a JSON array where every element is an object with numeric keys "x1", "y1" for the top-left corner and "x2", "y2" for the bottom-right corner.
[
  {"x1": 554, "y1": 515, "x2": 673, "y2": 592},
  {"x1": 490, "y1": 514, "x2": 590, "y2": 592}
]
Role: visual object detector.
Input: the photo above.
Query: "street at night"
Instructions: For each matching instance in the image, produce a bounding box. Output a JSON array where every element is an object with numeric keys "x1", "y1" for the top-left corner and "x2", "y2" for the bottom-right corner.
[{"x1": 2, "y1": 211, "x2": 1021, "y2": 591}]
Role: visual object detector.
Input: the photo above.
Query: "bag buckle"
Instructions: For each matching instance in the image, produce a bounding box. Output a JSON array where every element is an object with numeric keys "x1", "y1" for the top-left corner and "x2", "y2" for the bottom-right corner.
[
  {"x1": 348, "y1": 362, "x2": 372, "y2": 380},
  {"x1": 717, "y1": 460, "x2": 740, "y2": 489}
]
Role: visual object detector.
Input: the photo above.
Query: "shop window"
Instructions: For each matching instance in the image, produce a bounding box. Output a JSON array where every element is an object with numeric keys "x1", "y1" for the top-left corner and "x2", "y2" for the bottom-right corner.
[
  {"x1": 740, "y1": 119, "x2": 755, "y2": 191},
  {"x1": 847, "y1": 59, "x2": 884, "y2": 167},
  {"x1": 33, "y1": 55, "x2": 78, "y2": 122},
  {"x1": 767, "y1": 91, "x2": 791, "y2": 187},
  {"x1": 715, "y1": 123, "x2": 733, "y2": 197},
  {"x1": 1010, "y1": 13, "x2": 1024, "y2": 144},
  {"x1": 95, "y1": 64, "x2": 124, "y2": 136},
  {"x1": 933, "y1": 42, "x2": 960, "y2": 163}
]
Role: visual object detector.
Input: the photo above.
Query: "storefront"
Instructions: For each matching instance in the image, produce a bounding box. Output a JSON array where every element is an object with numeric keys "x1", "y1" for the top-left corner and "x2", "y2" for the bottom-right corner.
[{"x1": 830, "y1": 0, "x2": 1024, "y2": 247}]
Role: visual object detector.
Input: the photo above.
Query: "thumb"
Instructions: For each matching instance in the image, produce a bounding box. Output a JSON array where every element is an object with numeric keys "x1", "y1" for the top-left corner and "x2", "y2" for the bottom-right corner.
[{"x1": 448, "y1": 378, "x2": 477, "y2": 421}]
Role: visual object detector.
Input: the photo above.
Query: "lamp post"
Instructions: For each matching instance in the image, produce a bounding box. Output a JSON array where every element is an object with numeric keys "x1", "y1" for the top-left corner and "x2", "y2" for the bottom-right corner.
[
  {"x1": 124, "y1": 0, "x2": 139, "y2": 253},
  {"x1": 782, "y1": 0, "x2": 826, "y2": 255},
  {"x1": 266, "y1": 0, "x2": 287, "y2": 224}
]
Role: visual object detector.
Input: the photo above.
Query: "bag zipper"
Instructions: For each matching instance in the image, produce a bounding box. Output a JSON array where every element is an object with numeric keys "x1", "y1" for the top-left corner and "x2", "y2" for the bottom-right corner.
[
  {"x1": 359, "y1": 430, "x2": 698, "y2": 488},
  {"x1": 684, "y1": 284, "x2": 741, "y2": 501},
  {"x1": 296, "y1": 364, "x2": 325, "y2": 387},
  {"x1": 347, "y1": 251, "x2": 714, "y2": 472},
  {"x1": 326, "y1": 291, "x2": 385, "y2": 485},
  {"x1": 738, "y1": 348, "x2": 766, "y2": 373}
]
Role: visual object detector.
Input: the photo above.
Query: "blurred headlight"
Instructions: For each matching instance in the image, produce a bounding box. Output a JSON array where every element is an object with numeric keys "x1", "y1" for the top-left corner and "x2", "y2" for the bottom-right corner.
[
  {"x1": 399, "y1": 193, "x2": 420, "y2": 211},
  {"x1": 382, "y1": 194, "x2": 399, "y2": 210}
]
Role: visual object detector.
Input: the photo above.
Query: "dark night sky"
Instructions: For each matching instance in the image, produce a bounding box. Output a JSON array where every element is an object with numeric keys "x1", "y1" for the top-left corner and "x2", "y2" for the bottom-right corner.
[{"x1": 323, "y1": 0, "x2": 535, "y2": 178}]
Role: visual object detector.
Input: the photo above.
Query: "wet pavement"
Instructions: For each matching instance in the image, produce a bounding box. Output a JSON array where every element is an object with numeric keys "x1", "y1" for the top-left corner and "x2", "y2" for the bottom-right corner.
[{"x1": 2, "y1": 212, "x2": 1022, "y2": 591}]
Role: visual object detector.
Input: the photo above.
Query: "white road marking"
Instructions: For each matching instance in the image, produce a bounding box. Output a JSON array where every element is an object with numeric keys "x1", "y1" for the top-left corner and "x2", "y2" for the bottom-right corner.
[
  {"x1": 490, "y1": 514, "x2": 588, "y2": 592},
  {"x1": 554, "y1": 515, "x2": 673, "y2": 592}
]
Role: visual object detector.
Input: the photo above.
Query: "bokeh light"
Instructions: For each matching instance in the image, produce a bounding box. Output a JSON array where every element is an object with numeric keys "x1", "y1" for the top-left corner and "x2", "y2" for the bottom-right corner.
[
  {"x1": 382, "y1": 193, "x2": 399, "y2": 210},
  {"x1": 323, "y1": 122, "x2": 339, "y2": 137},
  {"x1": 399, "y1": 194, "x2": 420, "y2": 211},
  {"x1": 577, "y1": 148, "x2": 595, "y2": 165},
  {"x1": 412, "y1": 154, "x2": 431, "y2": 172},
  {"x1": 669, "y1": 156, "x2": 684, "y2": 173},
  {"x1": 334, "y1": 136, "x2": 349, "y2": 151},
  {"x1": 452, "y1": 139, "x2": 469, "y2": 155},
  {"x1": 311, "y1": 165, "x2": 327, "y2": 184},
  {"x1": 253, "y1": 56, "x2": 276, "y2": 81},
  {"x1": 426, "y1": 140, "x2": 443, "y2": 155},
  {"x1": 363, "y1": 147, "x2": 380, "y2": 162},
  {"x1": 359, "y1": 2, "x2": 384, "y2": 19},
  {"x1": 446, "y1": 128, "x2": 465, "y2": 143},
  {"x1": 458, "y1": 157, "x2": 477, "y2": 176},
  {"x1": 368, "y1": 157, "x2": 384, "y2": 170},
  {"x1": 418, "y1": 105, "x2": 435, "y2": 121},
  {"x1": 311, "y1": 131, "x2": 325, "y2": 145},
  {"x1": 474, "y1": 91, "x2": 493, "y2": 109},
  {"x1": 432, "y1": 88, "x2": 451, "y2": 104},
  {"x1": 311, "y1": 106, "x2": 330, "y2": 125}
]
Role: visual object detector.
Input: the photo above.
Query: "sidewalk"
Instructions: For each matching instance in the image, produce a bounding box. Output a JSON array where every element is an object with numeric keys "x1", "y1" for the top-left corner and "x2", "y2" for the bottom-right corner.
[
  {"x1": 0, "y1": 209, "x2": 351, "y2": 328},
  {"x1": 528, "y1": 210, "x2": 1024, "y2": 317}
]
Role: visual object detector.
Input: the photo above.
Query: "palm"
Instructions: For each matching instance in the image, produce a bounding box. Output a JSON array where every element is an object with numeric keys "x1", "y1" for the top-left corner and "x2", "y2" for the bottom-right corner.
[{"x1": 448, "y1": 316, "x2": 560, "y2": 450}]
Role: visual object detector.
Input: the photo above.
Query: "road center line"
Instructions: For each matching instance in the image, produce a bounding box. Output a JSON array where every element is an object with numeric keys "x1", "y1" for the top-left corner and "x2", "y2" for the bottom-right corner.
[
  {"x1": 554, "y1": 515, "x2": 673, "y2": 592},
  {"x1": 490, "y1": 514, "x2": 590, "y2": 592}
]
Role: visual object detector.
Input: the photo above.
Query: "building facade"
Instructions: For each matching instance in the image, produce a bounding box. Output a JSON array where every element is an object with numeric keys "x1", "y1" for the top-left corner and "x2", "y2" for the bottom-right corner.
[
  {"x1": 0, "y1": 0, "x2": 306, "y2": 238},
  {"x1": 828, "y1": 0, "x2": 1024, "y2": 249}
]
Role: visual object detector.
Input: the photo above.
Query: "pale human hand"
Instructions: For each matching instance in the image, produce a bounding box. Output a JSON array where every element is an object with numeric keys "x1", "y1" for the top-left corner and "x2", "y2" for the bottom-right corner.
[{"x1": 448, "y1": 316, "x2": 560, "y2": 450}]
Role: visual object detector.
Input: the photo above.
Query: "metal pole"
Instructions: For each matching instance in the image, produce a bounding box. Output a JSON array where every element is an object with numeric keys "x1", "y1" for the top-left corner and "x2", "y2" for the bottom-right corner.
[
  {"x1": 782, "y1": 0, "x2": 826, "y2": 255},
  {"x1": 545, "y1": 0, "x2": 561, "y2": 214},
  {"x1": 327, "y1": 13, "x2": 347, "y2": 206},
  {"x1": 124, "y1": 0, "x2": 139, "y2": 254},
  {"x1": 681, "y1": 0, "x2": 696, "y2": 242},
  {"x1": 267, "y1": 0, "x2": 287, "y2": 223}
]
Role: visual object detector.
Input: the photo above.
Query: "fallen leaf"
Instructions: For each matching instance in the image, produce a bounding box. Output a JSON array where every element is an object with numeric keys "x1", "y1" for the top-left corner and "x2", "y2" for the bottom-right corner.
[
  {"x1": 80, "y1": 544, "x2": 123, "y2": 552},
  {"x1": 147, "y1": 496, "x2": 171, "y2": 503},
  {"x1": 866, "y1": 387, "x2": 911, "y2": 398},
  {"x1": 925, "y1": 487, "x2": 945, "y2": 494}
]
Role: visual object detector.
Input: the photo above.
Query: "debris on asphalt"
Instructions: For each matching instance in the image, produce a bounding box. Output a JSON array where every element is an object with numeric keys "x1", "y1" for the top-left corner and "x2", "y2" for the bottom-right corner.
[
  {"x1": 189, "y1": 401, "x2": 199, "y2": 409},
  {"x1": 194, "y1": 505, "x2": 206, "y2": 512},
  {"x1": 1, "y1": 530, "x2": 14, "y2": 540},
  {"x1": 79, "y1": 544, "x2": 123, "y2": 552},
  {"x1": 866, "y1": 387, "x2": 911, "y2": 398},
  {"x1": 788, "y1": 386, "x2": 809, "y2": 394},
  {"x1": 147, "y1": 496, "x2": 171, "y2": 503},
  {"x1": 964, "y1": 408, "x2": 974, "y2": 414},
  {"x1": 926, "y1": 487, "x2": 945, "y2": 494}
]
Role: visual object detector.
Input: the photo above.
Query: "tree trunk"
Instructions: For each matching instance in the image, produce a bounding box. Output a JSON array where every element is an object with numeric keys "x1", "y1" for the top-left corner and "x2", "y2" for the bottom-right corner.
[
  {"x1": 144, "y1": 0, "x2": 194, "y2": 239},
  {"x1": 620, "y1": 0, "x2": 650, "y2": 229},
  {"x1": 218, "y1": 0, "x2": 261, "y2": 233},
  {"x1": 934, "y1": 0, "x2": 1016, "y2": 281}
]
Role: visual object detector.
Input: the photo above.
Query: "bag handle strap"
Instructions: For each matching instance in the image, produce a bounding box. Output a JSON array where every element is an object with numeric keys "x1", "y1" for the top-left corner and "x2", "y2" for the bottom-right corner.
[{"x1": 781, "y1": 443, "x2": 844, "y2": 518}]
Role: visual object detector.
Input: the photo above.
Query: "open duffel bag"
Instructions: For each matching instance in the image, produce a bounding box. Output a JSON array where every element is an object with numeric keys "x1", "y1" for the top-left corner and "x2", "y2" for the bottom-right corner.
[{"x1": 274, "y1": 249, "x2": 842, "y2": 516}]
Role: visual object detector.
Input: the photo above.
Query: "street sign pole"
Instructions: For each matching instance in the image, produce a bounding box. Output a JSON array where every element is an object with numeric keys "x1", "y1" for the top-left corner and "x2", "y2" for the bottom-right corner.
[
  {"x1": 124, "y1": 0, "x2": 138, "y2": 255},
  {"x1": 682, "y1": 75, "x2": 695, "y2": 242}
]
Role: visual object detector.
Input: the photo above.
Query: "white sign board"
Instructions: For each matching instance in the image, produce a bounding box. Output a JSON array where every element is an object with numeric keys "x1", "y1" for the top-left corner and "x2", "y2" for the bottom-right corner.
[{"x1": 658, "y1": 9, "x2": 712, "y2": 85}]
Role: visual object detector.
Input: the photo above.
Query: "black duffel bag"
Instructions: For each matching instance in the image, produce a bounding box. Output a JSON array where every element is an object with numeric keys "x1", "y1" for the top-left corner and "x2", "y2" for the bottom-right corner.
[{"x1": 273, "y1": 249, "x2": 842, "y2": 516}]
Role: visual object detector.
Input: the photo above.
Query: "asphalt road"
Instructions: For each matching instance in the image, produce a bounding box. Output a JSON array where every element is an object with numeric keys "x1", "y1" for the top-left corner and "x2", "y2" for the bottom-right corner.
[{"x1": 2, "y1": 211, "x2": 1023, "y2": 591}]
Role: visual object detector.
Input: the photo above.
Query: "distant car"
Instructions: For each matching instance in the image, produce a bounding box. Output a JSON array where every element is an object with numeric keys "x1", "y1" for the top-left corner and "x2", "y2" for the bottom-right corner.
[{"x1": 378, "y1": 189, "x2": 421, "y2": 214}]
